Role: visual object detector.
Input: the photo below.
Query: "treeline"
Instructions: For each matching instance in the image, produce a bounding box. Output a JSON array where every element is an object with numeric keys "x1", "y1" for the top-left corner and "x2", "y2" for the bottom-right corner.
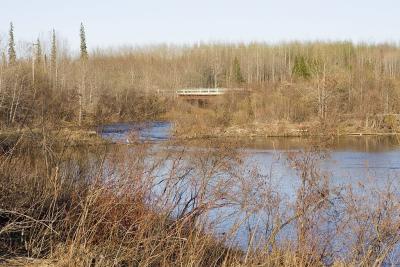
[
  {"x1": 1, "y1": 22, "x2": 400, "y2": 129},
  {"x1": 0, "y1": 23, "x2": 167, "y2": 128}
]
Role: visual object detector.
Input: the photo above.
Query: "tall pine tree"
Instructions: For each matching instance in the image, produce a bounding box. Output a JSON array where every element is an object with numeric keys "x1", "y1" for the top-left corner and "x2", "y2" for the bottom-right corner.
[
  {"x1": 80, "y1": 23, "x2": 88, "y2": 61},
  {"x1": 78, "y1": 23, "x2": 88, "y2": 126},
  {"x1": 8, "y1": 22, "x2": 16, "y2": 65},
  {"x1": 50, "y1": 29, "x2": 57, "y2": 85},
  {"x1": 51, "y1": 30, "x2": 57, "y2": 68},
  {"x1": 35, "y1": 38, "x2": 42, "y2": 65}
]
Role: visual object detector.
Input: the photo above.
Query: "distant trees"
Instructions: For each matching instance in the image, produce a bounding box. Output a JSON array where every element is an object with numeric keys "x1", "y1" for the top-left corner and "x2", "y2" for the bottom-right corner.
[
  {"x1": 0, "y1": 22, "x2": 400, "y2": 130},
  {"x1": 8, "y1": 22, "x2": 16, "y2": 64}
]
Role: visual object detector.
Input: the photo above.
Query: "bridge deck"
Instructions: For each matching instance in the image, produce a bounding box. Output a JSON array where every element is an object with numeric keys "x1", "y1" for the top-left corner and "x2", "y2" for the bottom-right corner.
[
  {"x1": 176, "y1": 88, "x2": 226, "y2": 96},
  {"x1": 156, "y1": 88, "x2": 249, "y2": 98}
]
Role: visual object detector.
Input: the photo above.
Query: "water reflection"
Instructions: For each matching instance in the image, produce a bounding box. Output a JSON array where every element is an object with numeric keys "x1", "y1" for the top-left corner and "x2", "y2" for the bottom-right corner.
[
  {"x1": 98, "y1": 121, "x2": 400, "y2": 152},
  {"x1": 97, "y1": 121, "x2": 171, "y2": 143},
  {"x1": 95, "y1": 122, "x2": 400, "y2": 262},
  {"x1": 232, "y1": 135, "x2": 400, "y2": 152},
  {"x1": 97, "y1": 122, "x2": 400, "y2": 190}
]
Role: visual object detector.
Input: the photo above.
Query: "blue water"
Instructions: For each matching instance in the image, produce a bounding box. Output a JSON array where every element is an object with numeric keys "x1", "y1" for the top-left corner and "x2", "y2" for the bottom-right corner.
[
  {"x1": 97, "y1": 122, "x2": 400, "y2": 263},
  {"x1": 97, "y1": 121, "x2": 400, "y2": 199},
  {"x1": 97, "y1": 121, "x2": 172, "y2": 143}
]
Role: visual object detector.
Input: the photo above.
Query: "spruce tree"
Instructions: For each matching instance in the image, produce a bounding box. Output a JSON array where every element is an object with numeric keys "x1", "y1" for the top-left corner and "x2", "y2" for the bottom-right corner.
[
  {"x1": 80, "y1": 23, "x2": 88, "y2": 61},
  {"x1": 1, "y1": 52, "x2": 6, "y2": 67},
  {"x1": 78, "y1": 23, "x2": 88, "y2": 126},
  {"x1": 8, "y1": 22, "x2": 16, "y2": 65},
  {"x1": 51, "y1": 30, "x2": 57, "y2": 67},
  {"x1": 50, "y1": 29, "x2": 57, "y2": 80},
  {"x1": 35, "y1": 38, "x2": 42, "y2": 65},
  {"x1": 292, "y1": 56, "x2": 311, "y2": 79},
  {"x1": 233, "y1": 57, "x2": 245, "y2": 84}
]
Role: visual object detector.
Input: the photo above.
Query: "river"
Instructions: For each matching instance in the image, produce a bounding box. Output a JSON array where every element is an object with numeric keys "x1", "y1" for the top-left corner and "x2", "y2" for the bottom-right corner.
[
  {"x1": 97, "y1": 121, "x2": 400, "y2": 263},
  {"x1": 97, "y1": 121, "x2": 400, "y2": 195}
]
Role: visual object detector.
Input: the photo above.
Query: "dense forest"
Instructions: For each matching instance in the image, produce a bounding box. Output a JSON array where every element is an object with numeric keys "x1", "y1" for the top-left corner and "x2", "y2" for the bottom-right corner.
[{"x1": 1, "y1": 22, "x2": 400, "y2": 133}]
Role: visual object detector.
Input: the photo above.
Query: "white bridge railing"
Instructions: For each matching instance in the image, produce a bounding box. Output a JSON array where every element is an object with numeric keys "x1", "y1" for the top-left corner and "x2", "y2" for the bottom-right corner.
[{"x1": 176, "y1": 88, "x2": 226, "y2": 96}]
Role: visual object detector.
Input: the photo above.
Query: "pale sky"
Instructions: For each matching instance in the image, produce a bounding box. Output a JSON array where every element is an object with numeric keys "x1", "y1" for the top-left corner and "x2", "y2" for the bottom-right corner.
[{"x1": 1, "y1": 0, "x2": 399, "y2": 50}]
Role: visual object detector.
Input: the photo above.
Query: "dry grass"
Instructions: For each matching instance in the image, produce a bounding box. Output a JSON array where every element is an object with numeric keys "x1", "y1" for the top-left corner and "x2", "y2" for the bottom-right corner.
[{"x1": 0, "y1": 132, "x2": 399, "y2": 266}]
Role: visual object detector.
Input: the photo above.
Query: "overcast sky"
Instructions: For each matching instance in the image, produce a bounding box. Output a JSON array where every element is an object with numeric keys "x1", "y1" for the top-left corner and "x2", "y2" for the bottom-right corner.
[{"x1": 1, "y1": 0, "x2": 399, "y2": 50}]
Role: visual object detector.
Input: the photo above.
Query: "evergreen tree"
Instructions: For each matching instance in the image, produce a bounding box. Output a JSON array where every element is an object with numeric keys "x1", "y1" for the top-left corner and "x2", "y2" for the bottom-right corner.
[
  {"x1": 1, "y1": 52, "x2": 6, "y2": 67},
  {"x1": 292, "y1": 56, "x2": 311, "y2": 79},
  {"x1": 233, "y1": 57, "x2": 245, "y2": 84},
  {"x1": 44, "y1": 54, "x2": 48, "y2": 70},
  {"x1": 8, "y1": 22, "x2": 16, "y2": 65},
  {"x1": 50, "y1": 29, "x2": 57, "y2": 82},
  {"x1": 35, "y1": 38, "x2": 42, "y2": 65},
  {"x1": 51, "y1": 29, "x2": 57, "y2": 68},
  {"x1": 80, "y1": 23, "x2": 88, "y2": 61},
  {"x1": 78, "y1": 23, "x2": 88, "y2": 126}
]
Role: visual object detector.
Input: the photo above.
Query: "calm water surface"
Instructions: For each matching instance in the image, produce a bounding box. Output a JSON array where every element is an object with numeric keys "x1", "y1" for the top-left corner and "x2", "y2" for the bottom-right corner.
[
  {"x1": 97, "y1": 122, "x2": 400, "y2": 187},
  {"x1": 97, "y1": 122, "x2": 400, "y2": 259}
]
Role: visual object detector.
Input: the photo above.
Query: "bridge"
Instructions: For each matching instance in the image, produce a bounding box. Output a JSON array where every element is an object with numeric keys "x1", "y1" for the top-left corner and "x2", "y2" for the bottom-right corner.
[
  {"x1": 176, "y1": 88, "x2": 250, "y2": 98},
  {"x1": 156, "y1": 88, "x2": 250, "y2": 105},
  {"x1": 176, "y1": 88, "x2": 228, "y2": 97}
]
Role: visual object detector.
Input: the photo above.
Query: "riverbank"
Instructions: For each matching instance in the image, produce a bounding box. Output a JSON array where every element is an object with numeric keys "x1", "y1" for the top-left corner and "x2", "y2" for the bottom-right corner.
[
  {"x1": 174, "y1": 120, "x2": 400, "y2": 139},
  {"x1": 2, "y1": 121, "x2": 400, "y2": 266},
  {"x1": 0, "y1": 127, "x2": 106, "y2": 149},
  {"x1": 2, "y1": 120, "x2": 398, "y2": 151}
]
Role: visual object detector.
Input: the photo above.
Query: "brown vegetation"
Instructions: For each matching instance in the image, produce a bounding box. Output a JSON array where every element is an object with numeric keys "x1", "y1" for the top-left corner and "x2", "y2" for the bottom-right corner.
[
  {"x1": 0, "y1": 133, "x2": 399, "y2": 266},
  {"x1": 1, "y1": 24, "x2": 400, "y2": 266},
  {"x1": 2, "y1": 25, "x2": 400, "y2": 136}
]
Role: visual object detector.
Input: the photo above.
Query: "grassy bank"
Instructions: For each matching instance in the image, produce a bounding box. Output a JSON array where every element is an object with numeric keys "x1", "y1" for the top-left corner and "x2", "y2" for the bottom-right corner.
[
  {"x1": 182, "y1": 122, "x2": 400, "y2": 139},
  {"x1": 0, "y1": 127, "x2": 106, "y2": 152},
  {"x1": 169, "y1": 99, "x2": 400, "y2": 140}
]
